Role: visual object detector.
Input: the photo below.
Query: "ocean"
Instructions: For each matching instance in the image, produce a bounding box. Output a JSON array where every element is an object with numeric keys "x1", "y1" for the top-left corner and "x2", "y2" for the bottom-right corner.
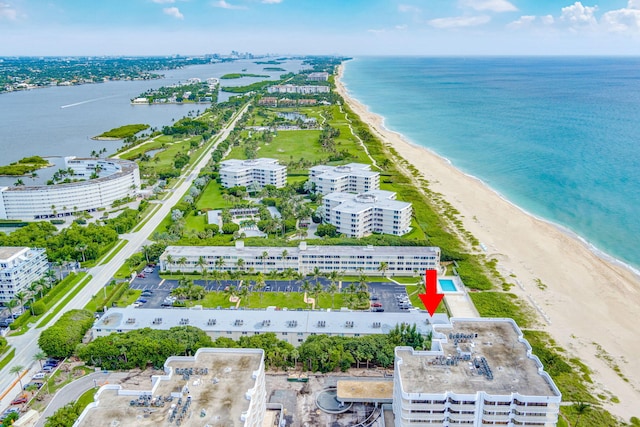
[{"x1": 341, "y1": 57, "x2": 640, "y2": 272}]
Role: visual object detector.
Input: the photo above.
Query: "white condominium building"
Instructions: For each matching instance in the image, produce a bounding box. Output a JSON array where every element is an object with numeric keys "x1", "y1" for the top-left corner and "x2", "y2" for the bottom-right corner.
[
  {"x1": 0, "y1": 157, "x2": 140, "y2": 220},
  {"x1": 159, "y1": 241, "x2": 439, "y2": 277},
  {"x1": 323, "y1": 190, "x2": 412, "y2": 238},
  {"x1": 75, "y1": 348, "x2": 266, "y2": 427},
  {"x1": 309, "y1": 163, "x2": 380, "y2": 195},
  {"x1": 307, "y1": 72, "x2": 329, "y2": 81},
  {"x1": 393, "y1": 318, "x2": 562, "y2": 427},
  {"x1": 0, "y1": 247, "x2": 48, "y2": 303},
  {"x1": 267, "y1": 84, "x2": 330, "y2": 94},
  {"x1": 93, "y1": 307, "x2": 439, "y2": 346},
  {"x1": 219, "y1": 158, "x2": 287, "y2": 189}
]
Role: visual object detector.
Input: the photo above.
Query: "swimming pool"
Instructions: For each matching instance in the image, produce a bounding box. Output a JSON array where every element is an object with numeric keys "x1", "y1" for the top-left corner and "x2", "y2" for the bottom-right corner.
[{"x1": 439, "y1": 279, "x2": 458, "y2": 292}]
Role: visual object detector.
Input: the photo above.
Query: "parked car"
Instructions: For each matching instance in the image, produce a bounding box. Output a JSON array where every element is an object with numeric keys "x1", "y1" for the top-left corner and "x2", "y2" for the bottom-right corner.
[
  {"x1": 23, "y1": 382, "x2": 43, "y2": 390},
  {"x1": 0, "y1": 408, "x2": 19, "y2": 421},
  {"x1": 264, "y1": 285, "x2": 271, "y2": 291},
  {"x1": 370, "y1": 295, "x2": 380, "y2": 301},
  {"x1": 141, "y1": 290, "x2": 153, "y2": 296},
  {"x1": 10, "y1": 395, "x2": 28, "y2": 405},
  {"x1": 136, "y1": 298, "x2": 147, "y2": 304},
  {"x1": 136, "y1": 273, "x2": 145, "y2": 278},
  {"x1": 371, "y1": 302, "x2": 382, "y2": 308},
  {"x1": 372, "y1": 307, "x2": 385, "y2": 312},
  {"x1": 32, "y1": 372, "x2": 47, "y2": 380}
]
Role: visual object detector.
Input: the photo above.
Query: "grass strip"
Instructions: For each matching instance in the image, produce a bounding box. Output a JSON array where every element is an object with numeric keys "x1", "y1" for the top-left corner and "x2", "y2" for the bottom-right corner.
[
  {"x1": 0, "y1": 348, "x2": 15, "y2": 371},
  {"x1": 36, "y1": 274, "x2": 93, "y2": 328},
  {"x1": 98, "y1": 239, "x2": 128, "y2": 266}
]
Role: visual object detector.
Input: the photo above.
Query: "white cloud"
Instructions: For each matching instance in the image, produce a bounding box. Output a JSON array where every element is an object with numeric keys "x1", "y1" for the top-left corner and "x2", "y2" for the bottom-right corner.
[
  {"x1": 429, "y1": 15, "x2": 491, "y2": 29},
  {"x1": 261, "y1": 0, "x2": 282, "y2": 3},
  {"x1": 507, "y1": 15, "x2": 536, "y2": 29},
  {"x1": 0, "y1": 2, "x2": 17, "y2": 20},
  {"x1": 540, "y1": 14, "x2": 555, "y2": 25},
  {"x1": 163, "y1": 7, "x2": 184, "y2": 19},
  {"x1": 152, "y1": 0, "x2": 175, "y2": 4},
  {"x1": 601, "y1": 1, "x2": 640, "y2": 33},
  {"x1": 213, "y1": 0, "x2": 247, "y2": 9},
  {"x1": 398, "y1": 4, "x2": 421, "y2": 14},
  {"x1": 460, "y1": 0, "x2": 517, "y2": 13},
  {"x1": 560, "y1": 2, "x2": 598, "y2": 27},
  {"x1": 368, "y1": 28, "x2": 386, "y2": 34},
  {"x1": 395, "y1": 24, "x2": 408, "y2": 30}
]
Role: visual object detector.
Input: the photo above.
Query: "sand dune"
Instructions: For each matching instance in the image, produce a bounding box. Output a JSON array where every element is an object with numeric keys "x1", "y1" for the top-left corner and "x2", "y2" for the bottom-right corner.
[{"x1": 335, "y1": 65, "x2": 640, "y2": 420}]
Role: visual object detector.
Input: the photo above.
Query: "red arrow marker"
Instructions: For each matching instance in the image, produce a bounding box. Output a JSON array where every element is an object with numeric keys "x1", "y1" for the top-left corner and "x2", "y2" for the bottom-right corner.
[{"x1": 418, "y1": 269, "x2": 444, "y2": 316}]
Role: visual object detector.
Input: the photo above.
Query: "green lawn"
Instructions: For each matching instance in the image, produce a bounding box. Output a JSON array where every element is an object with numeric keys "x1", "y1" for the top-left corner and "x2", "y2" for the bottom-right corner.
[
  {"x1": 182, "y1": 290, "x2": 354, "y2": 310},
  {"x1": 196, "y1": 181, "x2": 234, "y2": 210},
  {"x1": 405, "y1": 284, "x2": 448, "y2": 314}
]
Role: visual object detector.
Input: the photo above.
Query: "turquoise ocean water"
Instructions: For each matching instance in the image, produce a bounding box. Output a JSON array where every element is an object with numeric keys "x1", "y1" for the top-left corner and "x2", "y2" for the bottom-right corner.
[{"x1": 341, "y1": 57, "x2": 640, "y2": 272}]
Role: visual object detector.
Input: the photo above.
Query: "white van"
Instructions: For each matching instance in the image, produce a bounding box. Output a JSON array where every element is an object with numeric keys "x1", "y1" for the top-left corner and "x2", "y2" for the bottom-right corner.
[{"x1": 33, "y1": 372, "x2": 46, "y2": 380}]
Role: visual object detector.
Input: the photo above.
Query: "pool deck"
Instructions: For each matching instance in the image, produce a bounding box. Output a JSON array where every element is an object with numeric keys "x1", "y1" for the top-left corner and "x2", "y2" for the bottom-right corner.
[{"x1": 440, "y1": 276, "x2": 480, "y2": 317}]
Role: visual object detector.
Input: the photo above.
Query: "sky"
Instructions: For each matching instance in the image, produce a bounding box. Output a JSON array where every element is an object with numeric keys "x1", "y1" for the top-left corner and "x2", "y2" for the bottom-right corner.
[{"x1": 1, "y1": 0, "x2": 639, "y2": 56}]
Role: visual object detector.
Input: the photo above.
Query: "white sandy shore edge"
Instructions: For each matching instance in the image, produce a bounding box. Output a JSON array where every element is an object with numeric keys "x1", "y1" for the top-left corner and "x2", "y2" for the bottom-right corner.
[{"x1": 335, "y1": 64, "x2": 640, "y2": 420}]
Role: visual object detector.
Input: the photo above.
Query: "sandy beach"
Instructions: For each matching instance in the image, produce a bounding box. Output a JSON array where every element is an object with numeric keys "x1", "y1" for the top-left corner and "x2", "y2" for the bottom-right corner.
[{"x1": 335, "y1": 65, "x2": 640, "y2": 420}]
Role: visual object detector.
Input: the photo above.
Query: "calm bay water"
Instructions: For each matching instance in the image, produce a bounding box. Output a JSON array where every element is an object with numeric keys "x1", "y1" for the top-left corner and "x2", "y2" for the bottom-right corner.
[
  {"x1": 342, "y1": 57, "x2": 640, "y2": 271},
  {"x1": 0, "y1": 58, "x2": 303, "y2": 168}
]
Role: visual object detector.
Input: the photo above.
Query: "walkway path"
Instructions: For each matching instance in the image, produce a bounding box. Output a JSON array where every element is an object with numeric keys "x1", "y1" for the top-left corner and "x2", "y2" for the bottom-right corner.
[{"x1": 339, "y1": 104, "x2": 381, "y2": 171}]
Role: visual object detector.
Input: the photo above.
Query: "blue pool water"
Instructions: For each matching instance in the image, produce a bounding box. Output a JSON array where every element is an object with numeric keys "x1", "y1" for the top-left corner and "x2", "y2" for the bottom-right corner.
[{"x1": 439, "y1": 279, "x2": 458, "y2": 292}]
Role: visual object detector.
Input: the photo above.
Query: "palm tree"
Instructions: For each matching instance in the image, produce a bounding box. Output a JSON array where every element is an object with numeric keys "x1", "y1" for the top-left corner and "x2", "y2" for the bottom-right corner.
[
  {"x1": 142, "y1": 245, "x2": 151, "y2": 263},
  {"x1": 326, "y1": 282, "x2": 339, "y2": 309},
  {"x1": 236, "y1": 258, "x2": 245, "y2": 274},
  {"x1": 165, "y1": 254, "x2": 174, "y2": 276},
  {"x1": 178, "y1": 256, "x2": 188, "y2": 278},
  {"x1": 281, "y1": 249, "x2": 288, "y2": 273},
  {"x1": 312, "y1": 282, "x2": 323, "y2": 308},
  {"x1": 45, "y1": 268, "x2": 57, "y2": 286},
  {"x1": 261, "y1": 251, "x2": 269, "y2": 274},
  {"x1": 14, "y1": 179, "x2": 24, "y2": 186},
  {"x1": 196, "y1": 256, "x2": 207, "y2": 284},
  {"x1": 301, "y1": 280, "x2": 312, "y2": 308},
  {"x1": 75, "y1": 243, "x2": 88, "y2": 263},
  {"x1": 33, "y1": 351, "x2": 47, "y2": 370},
  {"x1": 14, "y1": 291, "x2": 27, "y2": 310},
  {"x1": 378, "y1": 261, "x2": 389, "y2": 278},
  {"x1": 573, "y1": 402, "x2": 591, "y2": 427},
  {"x1": 5, "y1": 299, "x2": 17, "y2": 317},
  {"x1": 10, "y1": 365, "x2": 25, "y2": 390},
  {"x1": 255, "y1": 273, "x2": 266, "y2": 303}
]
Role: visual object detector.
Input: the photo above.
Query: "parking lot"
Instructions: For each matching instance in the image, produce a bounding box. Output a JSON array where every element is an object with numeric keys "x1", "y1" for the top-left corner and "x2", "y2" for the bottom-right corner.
[{"x1": 126, "y1": 269, "x2": 417, "y2": 313}]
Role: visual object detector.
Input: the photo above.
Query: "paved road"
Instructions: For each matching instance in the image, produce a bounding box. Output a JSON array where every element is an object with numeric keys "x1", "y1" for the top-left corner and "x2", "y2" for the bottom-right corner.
[
  {"x1": 0, "y1": 104, "x2": 250, "y2": 414},
  {"x1": 34, "y1": 371, "x2": 131, "y2": 427}
]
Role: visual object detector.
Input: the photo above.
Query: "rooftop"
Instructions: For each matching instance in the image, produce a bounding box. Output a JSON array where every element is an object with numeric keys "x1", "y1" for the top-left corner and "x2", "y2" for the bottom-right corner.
[
  {"x1": 0, "y1": 246, "x2": 27, "y2": 261},
  {"x1": 94, "y1": 307, "x2": 447, "y2": 338},
  {"x1": 396, "y1": 319, "x2": 561, "y2": 398},
  {"x1": 336, "y1": 380, "x2": 394, "y2": 403},
  {"x1": 325, "y1": 190, "x2": 410, "y2": 214},
  {"x1": 220, "y1": 158, "x2": 285, "y2": 172},
  {"x1": 77, "y1": 348, "x2": 263, "y2": 427},
  {"x1": 161, "y1": 243, "x2": 439, "y2": 259}
]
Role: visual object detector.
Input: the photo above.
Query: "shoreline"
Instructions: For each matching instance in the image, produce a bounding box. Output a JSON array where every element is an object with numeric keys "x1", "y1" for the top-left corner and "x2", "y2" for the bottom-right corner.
[{"x1": 335, "y1": 63, "x2": 640, "y2": 420}]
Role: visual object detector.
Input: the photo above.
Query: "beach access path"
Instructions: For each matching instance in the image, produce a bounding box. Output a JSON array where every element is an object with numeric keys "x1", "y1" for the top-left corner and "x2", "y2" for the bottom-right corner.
[{"x1": 334, "y1": 65, "x2": 640, "y2": 421}]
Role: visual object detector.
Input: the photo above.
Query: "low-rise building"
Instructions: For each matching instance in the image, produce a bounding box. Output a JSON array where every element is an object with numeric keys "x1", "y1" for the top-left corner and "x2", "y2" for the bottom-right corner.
[
  {"x1": 323, "y1": 190, "x2": 412, "y2": 238},
  {"x1": 219, "y1": 158, "x2": 287, "y2": 189},
  {"x1": 0, "y1": 157, "x2": 140, "y2": 220},
  {"x1": 93, "y1": 307, "x2": 442, "y2": 345},
  {"x1": 267, "y1": 84, "x2": 330, "y2": 94},
  {"x1": 309, "y1": 163, "x2": 380, "y2": 195},
  {"x1": 74, "y1": 348, "x2": 266, "y2": 427},
  {"x1": 0, "y1": 247, "x2": 48, "y2": 303},
  {"x1": 393, "y1": 318, "x2": 562, "y2": 427},
  {"x1": 159, "y1": 241, "x2": 439, "y2": 276}
]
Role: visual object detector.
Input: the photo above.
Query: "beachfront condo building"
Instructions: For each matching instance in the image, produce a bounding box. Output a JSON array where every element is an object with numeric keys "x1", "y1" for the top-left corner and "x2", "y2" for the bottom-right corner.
[
  {"x1": 0, "y1": 246, "x2": 48, "y2": 303},
  {"x1": 92, "y1": 306, "x2": 438, "y2": 346},
  {"x1": 159, "y1": 241, "x2": 439, "y2": 277},
  {"x1": 307, "y1": 72, "x2": 330, "y2": 81},
  {"x1": 74, "y1": 348, "x2": 267, "y2": 427},
  {"x1": 266, "y1": 84, "x2": 330, "y2": 94},
  {"x1": 219, "y1": 158, "x2": 287, "y2": 189},
  {"x1": 393, "y1": 318, "x2": 562, "y2": 427},
  {"x1": 323, "y1": 190, "x2": 412, "y2": 238},
  {"x1": 309, "y1": 163, "x2": 380, "y2": 195},
  {"x1": 0, "y1": 157, "x2": 140, "y2": 220}
]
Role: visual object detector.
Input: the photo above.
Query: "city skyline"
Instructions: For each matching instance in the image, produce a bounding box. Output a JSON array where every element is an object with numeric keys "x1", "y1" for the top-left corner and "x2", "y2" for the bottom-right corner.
[{"x1": 1, "y1": 0, "x2": 639, "y2": 56}]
